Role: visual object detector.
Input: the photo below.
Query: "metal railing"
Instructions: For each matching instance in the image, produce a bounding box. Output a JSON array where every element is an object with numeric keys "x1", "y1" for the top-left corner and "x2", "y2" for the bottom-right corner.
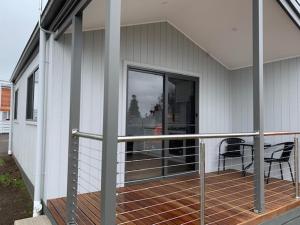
[{"x1": 66, "y1": 129, "x2": 300, "y2": 225}]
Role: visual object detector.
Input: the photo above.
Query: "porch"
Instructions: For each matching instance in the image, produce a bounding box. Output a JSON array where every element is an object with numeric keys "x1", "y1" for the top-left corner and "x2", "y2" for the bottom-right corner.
[
  {"x1": 34, "y1": 0, "x2": 300, "y2": 224},
  {"x1": 48, "y1": 170, "x2": 299, "y2": 225}
]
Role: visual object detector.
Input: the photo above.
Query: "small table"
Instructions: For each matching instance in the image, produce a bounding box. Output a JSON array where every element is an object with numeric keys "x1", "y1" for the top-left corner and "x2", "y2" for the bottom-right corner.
[{"x1": 240, "y1": 142, "x2": 271, "y2": 176}]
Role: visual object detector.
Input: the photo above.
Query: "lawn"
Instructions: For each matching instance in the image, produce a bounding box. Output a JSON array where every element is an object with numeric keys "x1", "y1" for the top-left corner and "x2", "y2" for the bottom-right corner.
[{"x1": 0, "y1": 156, "x2": 32, "y2": 225}]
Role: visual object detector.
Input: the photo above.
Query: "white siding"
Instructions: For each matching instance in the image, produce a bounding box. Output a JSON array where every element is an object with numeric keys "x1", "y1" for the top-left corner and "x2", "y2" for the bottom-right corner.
[
  {"x1": 230, "y1": 57, "x2": 300, "y2": 179},
  {"x1": 43, "y1": 22, "x2": 232, "y2": 200},
  {"x1": 12, "y1": 55, "x2": 39, "y2": 184},
  {"x1": 231, "y1": 57, "x2": 300, "y2": 134}
]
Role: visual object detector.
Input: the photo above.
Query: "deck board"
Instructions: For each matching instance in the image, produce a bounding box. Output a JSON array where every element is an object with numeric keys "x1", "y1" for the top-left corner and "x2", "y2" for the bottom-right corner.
[{"x1": 48, "y1": 170, "x2": 300, "y2": 225}]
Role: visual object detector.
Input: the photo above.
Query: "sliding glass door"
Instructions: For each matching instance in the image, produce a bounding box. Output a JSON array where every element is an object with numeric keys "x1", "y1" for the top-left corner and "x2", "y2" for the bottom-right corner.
[
  {"x1": 166, "y1": 77, "x2": 197, "y2": 175},
  {"x1": 126, "y1": 67, "x2": 198, "y2": 183}
]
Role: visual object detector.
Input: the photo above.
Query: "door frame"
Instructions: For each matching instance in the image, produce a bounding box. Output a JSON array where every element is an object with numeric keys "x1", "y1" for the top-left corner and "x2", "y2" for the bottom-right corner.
[{"x1": 122, "y1": 61, "x2": 200, "y2": 184}]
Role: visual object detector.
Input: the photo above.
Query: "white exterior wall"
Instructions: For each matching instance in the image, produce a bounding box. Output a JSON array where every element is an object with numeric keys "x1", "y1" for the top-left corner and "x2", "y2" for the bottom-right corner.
[
  {"x1": 231, "y1": 57, "x2": 300, "y2": 134},
  {"x1": 43, "y1": 22, "x2": 232, "y2": 200},
  {"x1": 13, "y1": 21, "x2": 300, "y2": 201},
  {"x1": 12, "y1": 54, "x2": 39, "y2": 184},
  {"x1": 231, "y1": 57, "x2": 300, "y2": 178}
]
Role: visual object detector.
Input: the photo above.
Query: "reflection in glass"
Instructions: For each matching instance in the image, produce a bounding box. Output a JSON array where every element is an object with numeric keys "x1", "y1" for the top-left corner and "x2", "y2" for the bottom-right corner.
[
  {"x1": 126, "y1": 69, "x2": 197, "y2": 183},
  {"x1": 167, "y1": 78, "x2": 196, "y2": 174},
  {"x1": 126, "y1": 70, "x2": 163, "y2": 182}
]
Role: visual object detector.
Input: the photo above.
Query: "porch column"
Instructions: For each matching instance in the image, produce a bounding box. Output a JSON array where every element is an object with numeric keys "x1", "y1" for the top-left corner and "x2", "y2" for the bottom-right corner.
[
  {"x1": 101, "y1": 0, "x2": 121, "y2": 224},
  {"x1": 66, "y1": 12, "x2": 83, "y2": 224},
  {"x1": 253, "y1": 0, "x2": 265, "y2": 213}
]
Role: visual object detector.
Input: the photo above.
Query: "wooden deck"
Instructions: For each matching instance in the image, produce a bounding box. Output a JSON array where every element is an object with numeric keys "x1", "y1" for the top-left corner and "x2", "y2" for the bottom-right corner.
[{"x1": 48, "y1": 170, "x2": 300, "y2": 225}]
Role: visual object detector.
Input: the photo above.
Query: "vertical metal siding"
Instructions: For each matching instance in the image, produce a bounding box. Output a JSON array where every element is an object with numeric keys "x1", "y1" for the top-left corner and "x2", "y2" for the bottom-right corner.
[{"x1": 42, "y1": 22, "x2": 232, "y2": 200}]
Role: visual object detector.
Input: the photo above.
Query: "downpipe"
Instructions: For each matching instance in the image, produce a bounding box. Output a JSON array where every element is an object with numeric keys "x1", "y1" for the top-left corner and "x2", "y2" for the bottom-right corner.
[
  {"x1": 8, "y1": 82, "x2": 13, "y2": 156},
  {"x1": 32, "y1": 26, "x2": 46, "y2": 217}
]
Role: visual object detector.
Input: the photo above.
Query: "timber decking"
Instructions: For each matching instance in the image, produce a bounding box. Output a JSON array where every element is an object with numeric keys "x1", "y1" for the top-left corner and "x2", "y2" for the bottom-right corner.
[{"x1": 48, "y1": 170, "x2": 300, "y2": 225}]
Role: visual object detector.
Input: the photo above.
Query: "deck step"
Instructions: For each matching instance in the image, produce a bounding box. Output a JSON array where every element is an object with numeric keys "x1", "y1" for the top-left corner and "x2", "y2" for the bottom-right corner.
[{"x1": 14, "y1": 215, "x2": 52, "y2": 225}]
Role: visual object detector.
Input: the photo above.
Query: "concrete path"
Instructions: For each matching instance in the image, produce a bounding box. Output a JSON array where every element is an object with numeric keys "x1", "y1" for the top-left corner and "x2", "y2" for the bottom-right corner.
[
  {"x1": 14, "y1": 216, "x2": 52, "y2": 225},
  {"x1": 0, "y1": 134, "x2": 8, "y2": 155}
]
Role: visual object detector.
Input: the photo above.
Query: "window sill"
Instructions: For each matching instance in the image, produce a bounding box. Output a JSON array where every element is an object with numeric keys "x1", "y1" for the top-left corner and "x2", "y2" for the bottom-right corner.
[
  {"x1": 13, "y1": 120, "x2": 19, "y2": 124},
  {"x1": 26, "y1": 121, "x2": 37, "y2": 126}
]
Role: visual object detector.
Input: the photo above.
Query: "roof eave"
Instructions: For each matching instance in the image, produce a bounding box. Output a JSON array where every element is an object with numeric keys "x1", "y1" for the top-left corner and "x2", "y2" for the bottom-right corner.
[{"x1": 10, "y1": 23, "x2": 39, "y2": 83}]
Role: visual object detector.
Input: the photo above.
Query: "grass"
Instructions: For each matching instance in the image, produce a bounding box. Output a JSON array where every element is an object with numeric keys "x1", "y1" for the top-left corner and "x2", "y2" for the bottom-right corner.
[
  {"x1": 0, "y1": 157, "x2": 26, "y2": 190},
  {"x1": 0, "y1": 173, "x2": 26, "y2": 189},
  {"x1": 0, "y1": 155, "x2": 33, "y2": 224},
  {"x1": 0, "y1": 158, "x2": 5, "y2": 166}
]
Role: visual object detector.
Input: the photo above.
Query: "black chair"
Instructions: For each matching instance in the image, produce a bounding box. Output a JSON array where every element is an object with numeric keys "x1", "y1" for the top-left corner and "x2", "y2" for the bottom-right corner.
[
  {"x1": 264, "y1": 142, "x2": 294, "y2": 184},
  {"x1": 218, "y1": 138, "x2": 245, "y2": 174}
]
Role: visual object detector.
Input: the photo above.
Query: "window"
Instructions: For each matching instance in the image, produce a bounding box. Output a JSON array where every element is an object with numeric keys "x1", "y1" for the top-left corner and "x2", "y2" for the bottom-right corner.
[
  {"x1": 26, "y1": 69, "x2": 38, "y2": 121},
  {"x1": 2, "y1": 112, "x2": 10, "y2": 121},
  {"x1": 14, "y1": 90, "x2": 18, "y2": 120}
]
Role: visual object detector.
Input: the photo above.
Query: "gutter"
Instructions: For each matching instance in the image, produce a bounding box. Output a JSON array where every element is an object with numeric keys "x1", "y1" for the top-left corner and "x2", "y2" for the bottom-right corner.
[
  {"x1": 10, "y1": 0, "x2": 69, "y2": 83},
  {"x1": 10, "y1": 24, "x2": 39, "y2": 83}
]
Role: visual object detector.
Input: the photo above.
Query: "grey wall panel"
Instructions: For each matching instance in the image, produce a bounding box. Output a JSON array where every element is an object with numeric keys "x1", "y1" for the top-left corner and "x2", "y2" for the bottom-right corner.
[
  {"x1": 41, "y1": 22, "x2": 231, "y2": 200},
  {"x1": 231, "y1": 57, "x2": 300, "y2": 134},
  {"x1": 12, "y1": 54, "x2": 39, "y2": 185},
  {"x1": 230, "y1": 56, "x2": 300, "y2": 179}
]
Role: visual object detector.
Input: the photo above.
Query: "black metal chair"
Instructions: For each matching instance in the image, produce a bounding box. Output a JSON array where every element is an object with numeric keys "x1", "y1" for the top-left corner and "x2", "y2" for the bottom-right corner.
[
  {"x1": 218, "y1": 138, "x2": 245, "y2": 174},
  {"x1": 264, "y1": 142, "x2": 294, "y2": 184}
]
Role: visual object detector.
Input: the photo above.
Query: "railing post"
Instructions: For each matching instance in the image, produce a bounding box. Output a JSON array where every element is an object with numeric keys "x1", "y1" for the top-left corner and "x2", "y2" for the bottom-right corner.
[
  {"x1": 66, "y1": 131, "x2": 79, "y2": 224},
  {"x1": 66, "y1": 11, "x2": 83, "y2": 225},
  {"x1": 294, "y1": 137, "x2": 299, "y2": 199},
  {"x1": 199, "y1": 140, "x2": 205, "y2": 225}
]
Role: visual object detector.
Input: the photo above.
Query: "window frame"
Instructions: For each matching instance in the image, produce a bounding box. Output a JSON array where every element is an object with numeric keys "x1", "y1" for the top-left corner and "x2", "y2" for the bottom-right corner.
[
  {"x1": 14, "y1": 89, "x2": 18, "y2": 120},
  {"x1": 26, "y1": 68, "x2": 39, "y2": 121}
]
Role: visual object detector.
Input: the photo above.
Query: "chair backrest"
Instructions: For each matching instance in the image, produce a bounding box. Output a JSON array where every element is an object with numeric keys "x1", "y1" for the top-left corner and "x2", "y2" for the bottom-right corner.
[
  {"x1": 280, "y1": 142, "x2": 294, "y2": 161},
  {"x1": 219, "y1": 138, "x2": 245, "y2": 153}
]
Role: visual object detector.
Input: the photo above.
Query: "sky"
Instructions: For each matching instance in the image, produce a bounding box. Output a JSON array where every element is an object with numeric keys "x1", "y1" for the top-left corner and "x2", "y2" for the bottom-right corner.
[{"x1": 0, "y1": 0, "x2": 46, "y2": 81}]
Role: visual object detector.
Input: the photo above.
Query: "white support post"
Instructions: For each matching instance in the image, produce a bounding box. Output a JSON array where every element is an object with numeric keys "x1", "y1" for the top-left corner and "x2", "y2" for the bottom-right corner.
[
  {"x1": 8, "y1": 83, "x2": 14, "y2": 155},
  {"x1": 33, "y1": 27, "x2": 47, "y2": 217}
]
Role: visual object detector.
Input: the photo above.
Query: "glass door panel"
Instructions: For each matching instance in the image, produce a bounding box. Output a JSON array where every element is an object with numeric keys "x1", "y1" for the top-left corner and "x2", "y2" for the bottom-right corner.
[
  {"x1": 166, "y1": 77, "x2": 197, "y2": 175},
  {"x1": 126, "y1": 69, "x2": 164, "y2": 182}
]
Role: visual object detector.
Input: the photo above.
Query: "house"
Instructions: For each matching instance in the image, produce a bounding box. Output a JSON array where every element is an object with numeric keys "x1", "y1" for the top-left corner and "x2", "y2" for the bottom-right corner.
[
  {"x1": 9, "y1": 0, "x2": 300, "y2": 224},
  {"x1": 0, "y1": 84, "x2": 11, "y2": 134}
]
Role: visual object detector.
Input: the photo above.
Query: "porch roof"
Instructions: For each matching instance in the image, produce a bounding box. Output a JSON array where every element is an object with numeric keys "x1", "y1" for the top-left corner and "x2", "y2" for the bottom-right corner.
[
  {"x1": 83, "y1": 0, "x2": 300, "y2": 70},
  {"x1": 10, "y1": 0, "x2": 300, "y2": 82}
]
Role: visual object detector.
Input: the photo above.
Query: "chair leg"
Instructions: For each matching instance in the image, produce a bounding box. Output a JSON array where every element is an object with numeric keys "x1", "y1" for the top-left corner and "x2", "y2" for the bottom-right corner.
[
  {"x1": 279, "y1": 162, "x2": 283, "y2": 180},
  {"x1": 288, "y1": 162, "x2": 295, "y2": 185},
  {"x1": 218, "y1": 155, "x2": 221, "y2": 174},
  {"x1": 241, "y1": 155, "x2": 245, "y2": 176},
  {"x1": 223, "y1": 156, "x2": 226, "y2": 171},
  {"x1": 267, "y1": 162, "x2": 272, "y2": 184}
]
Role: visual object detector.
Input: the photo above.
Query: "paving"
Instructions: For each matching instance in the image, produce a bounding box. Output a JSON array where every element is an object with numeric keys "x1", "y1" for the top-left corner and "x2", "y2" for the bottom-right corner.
[
  {"x1": 0, "y1": 134, "x2": 8, "y2": 155},
  {"x1": 14, "y1": 216, "x2": 52, "y2": 225}
]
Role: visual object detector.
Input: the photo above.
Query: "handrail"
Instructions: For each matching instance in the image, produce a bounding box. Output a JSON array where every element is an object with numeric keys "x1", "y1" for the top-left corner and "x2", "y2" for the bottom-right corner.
[
  {"x1": 117, "y1": 132, "x2": 259, "y2": 142},
  {"x1": 264, "y1": 131, "x2": 300, "y2": 136},
  {"x1": 72, "y1": 129, "x2": 103, "y2": 141},
  {"x1": 72, "y1": 129, "x2": 300, "y2": 142}
]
